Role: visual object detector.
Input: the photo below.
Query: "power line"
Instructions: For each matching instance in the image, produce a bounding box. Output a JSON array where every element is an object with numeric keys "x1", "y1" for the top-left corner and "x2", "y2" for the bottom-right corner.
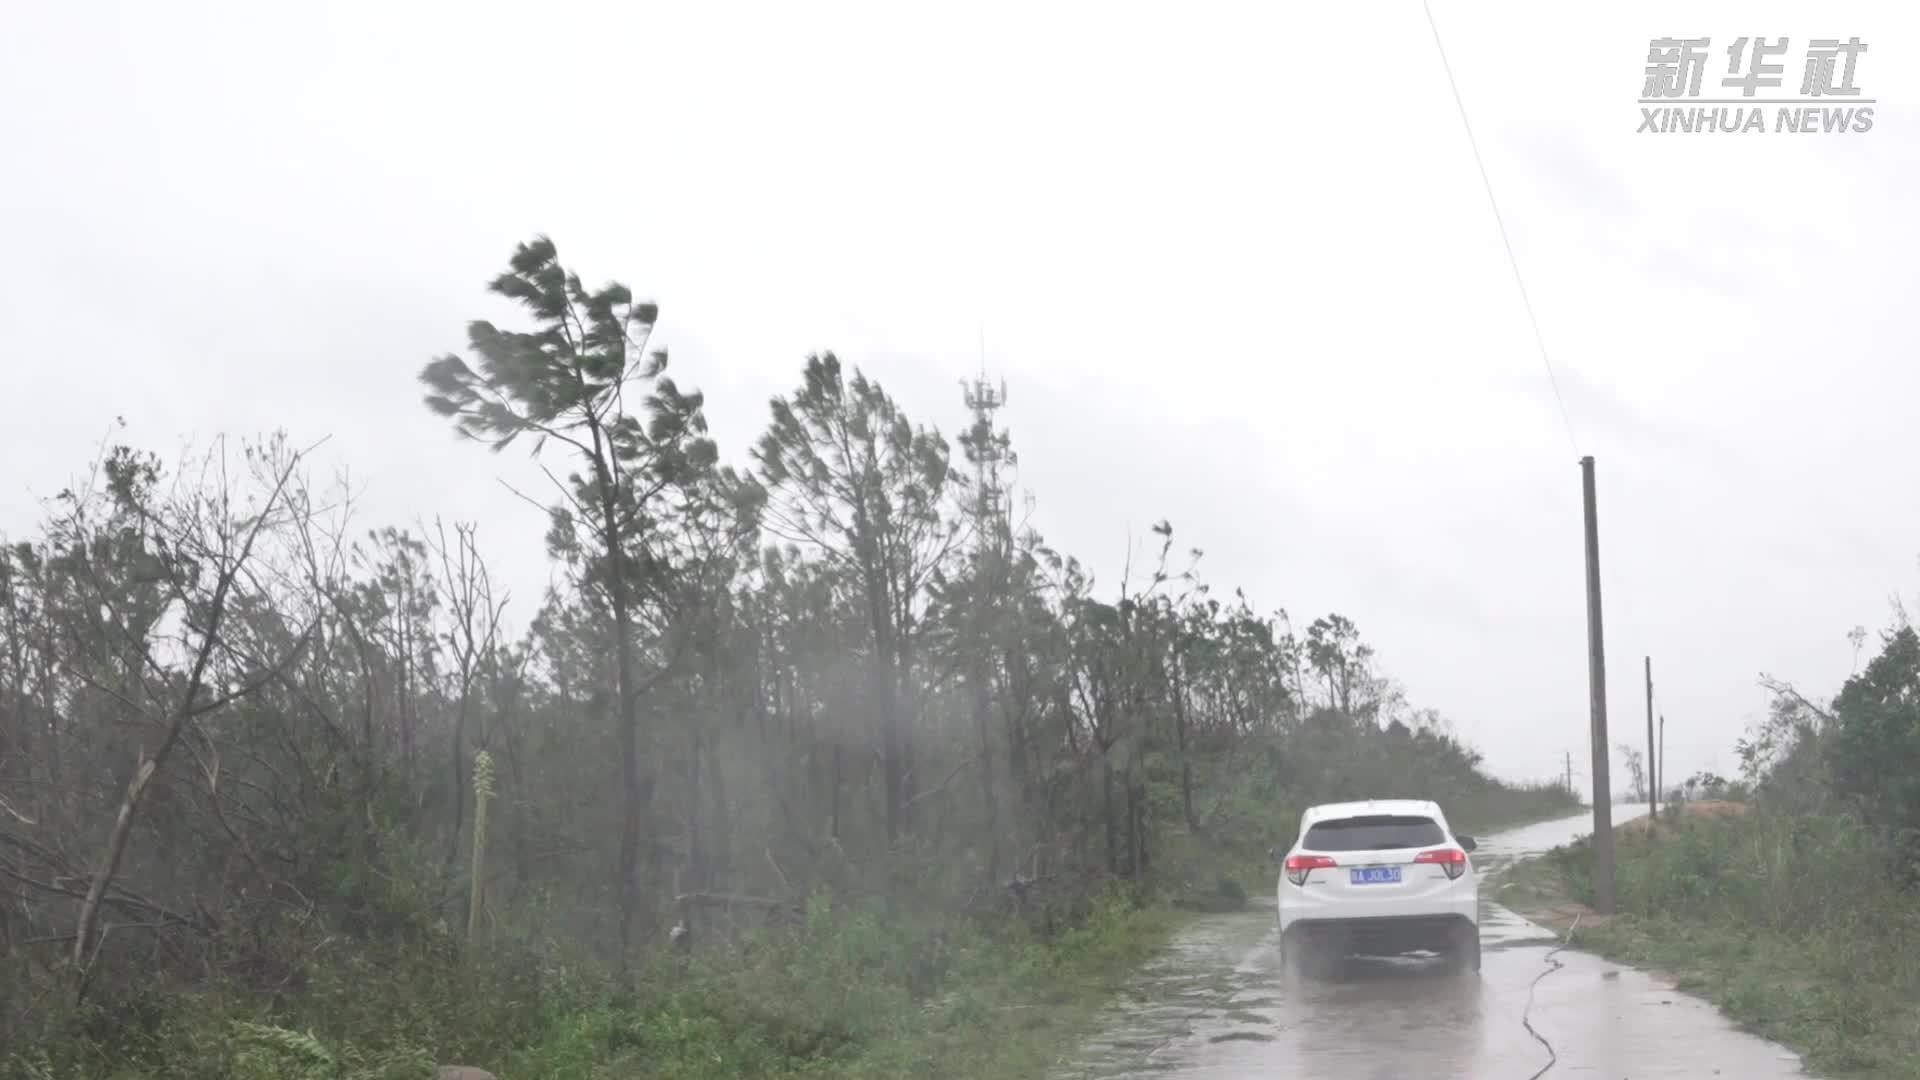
[{"x1": 1421, "y1": 0, "x2": 1580, "y2": 458}]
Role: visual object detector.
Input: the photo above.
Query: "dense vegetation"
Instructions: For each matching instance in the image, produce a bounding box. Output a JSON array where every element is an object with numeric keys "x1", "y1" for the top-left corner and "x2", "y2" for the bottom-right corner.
[
  {"x1": 1519, "y1": 621, "x2": 1920, "y2": 1078},
  {"x1": 0, "y1": 237, "x2": 1573, "y2": 1079}
]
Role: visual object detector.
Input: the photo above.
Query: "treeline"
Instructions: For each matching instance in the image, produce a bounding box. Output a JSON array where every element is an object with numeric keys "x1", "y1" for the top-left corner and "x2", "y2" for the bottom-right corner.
[{"x1": 0, "y1": 237, "x2": 1571, "y2": 1077}]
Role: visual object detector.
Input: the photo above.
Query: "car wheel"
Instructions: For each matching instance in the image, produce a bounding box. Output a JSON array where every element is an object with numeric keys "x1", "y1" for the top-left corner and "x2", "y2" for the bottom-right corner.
[
  {"x1": 1284, "y1": 928, "x2": 1340, "y2": 981},
  {"x1": 1306, "y1": 938, "x2": 1344, "y2": 980},
  {"x1": 1442, "y1": 923, "x2": 1481, "y2": 975}
]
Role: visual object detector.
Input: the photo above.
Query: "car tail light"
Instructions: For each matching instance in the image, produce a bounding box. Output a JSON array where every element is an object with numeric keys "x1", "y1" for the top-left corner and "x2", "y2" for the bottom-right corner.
[
  {"x1": 1415, "y1": 848, "x2": 1469, "y2": 880},
  {"x1": 1283, "y1": 853, "x2": 1338, "y2": 886}
]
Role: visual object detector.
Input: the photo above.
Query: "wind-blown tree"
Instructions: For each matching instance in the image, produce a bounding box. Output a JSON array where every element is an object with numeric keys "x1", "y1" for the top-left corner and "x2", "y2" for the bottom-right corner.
[
  {"x1": 987, "y1": 528, "x2": 1073, "y2": 873},
  {"x1": 753, "y1": 353, "x2": 962, "y2": 846},
  {"x1": 743, "y1": 543, "x2": 857, "y2": 844},
  {"x1": 356, "y1": 526, "x2": 439, "y2": 783},
  {"x1": 427, "y1": 519, "x2": 506, "y2": 871},
  {"x1": 1305, "y1": 613, "x2": 1370, "y2": 716},
  {"x1": 0, "y1": 542, "x2": 56, "y2": 832},
  {"x1": 1162, "y1": 590, "x2": 1296, "y2": 832},
  {"x1": 1822, "y1": 626, "x2": 1920, "y2": 832},
  {"x1": 1051, "y1": 525, "x2": 1186, "y2": 879},
  {"x1": 419, "y1": 235, "x2": 749, "y2": 962}
]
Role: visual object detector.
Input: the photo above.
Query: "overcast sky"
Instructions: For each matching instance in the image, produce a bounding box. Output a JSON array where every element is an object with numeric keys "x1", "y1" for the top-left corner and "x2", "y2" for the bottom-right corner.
[{"x1": 4, "y1": 1, "x2": 1916, "y2": 790}]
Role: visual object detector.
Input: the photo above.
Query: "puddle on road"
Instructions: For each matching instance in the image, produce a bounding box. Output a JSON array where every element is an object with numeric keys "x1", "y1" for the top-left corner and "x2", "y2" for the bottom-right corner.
[
  {"x1": 1051, "y1": 808, "x2": 1810, "y2": 1080},
  {"x1": 1056, "y1": 911, "x2": 1277, "y2": 1078}
]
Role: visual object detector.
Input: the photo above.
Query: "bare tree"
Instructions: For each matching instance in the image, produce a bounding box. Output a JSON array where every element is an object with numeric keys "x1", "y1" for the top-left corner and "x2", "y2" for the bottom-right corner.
[
  {"x1": 58, "y1": 438, "x2": 317, "y2": 985},
  {"x1": 430, "y1": 519, "x2": 507, "y2": 870},
  {"x1": 1616, "y1": 742, "x2": 1647, "y2": 804}
]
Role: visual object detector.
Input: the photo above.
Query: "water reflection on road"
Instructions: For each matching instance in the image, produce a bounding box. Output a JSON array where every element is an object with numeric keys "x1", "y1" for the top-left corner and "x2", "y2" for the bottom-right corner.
[{"x1": 1056, "y1": 806, "x2": 1809, "y2": 1079}]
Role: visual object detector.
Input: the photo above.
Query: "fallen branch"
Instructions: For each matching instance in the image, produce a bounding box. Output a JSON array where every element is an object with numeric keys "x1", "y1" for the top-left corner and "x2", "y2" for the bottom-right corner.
[
  {"x1": 672, "y1": 891, "x2": 805, "y2": 928},
  {"x1": 901, "y1": 753, "x2": 978, "y2": 811},
  {"x1": 764, "y1": 848, "x2": 794, "y2": 894},
  {"x1": 0, "y1": 859, "x2": 210, "y2": 933},
  {"x1": 672, "y1": 891, "x2": 795, "y2": 911},
  {"x1": 1759, "y1": 675, "x2": 1838, "y2": 724}
]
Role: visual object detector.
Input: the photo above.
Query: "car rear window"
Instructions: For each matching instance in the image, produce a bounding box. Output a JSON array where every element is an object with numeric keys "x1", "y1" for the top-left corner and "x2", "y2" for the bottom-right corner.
[{"x1": 1302, "y1": 814, "x2": 1445, "y2": 852}]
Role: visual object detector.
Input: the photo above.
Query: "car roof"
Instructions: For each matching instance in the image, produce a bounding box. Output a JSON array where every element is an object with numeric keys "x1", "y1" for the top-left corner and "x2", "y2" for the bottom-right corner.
[{"x1": 1301, "y1": 799, "x2": 1446, "y2": 825}]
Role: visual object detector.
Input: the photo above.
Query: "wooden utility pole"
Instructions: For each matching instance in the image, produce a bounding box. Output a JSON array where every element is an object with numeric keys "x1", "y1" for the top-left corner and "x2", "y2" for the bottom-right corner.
[
  {"x1": 1645, "y1": 656, "x2": 1657, "y2": 818},
  {"x1": 1580, "y1": 456, "x2": 1616, "y2": 914}
]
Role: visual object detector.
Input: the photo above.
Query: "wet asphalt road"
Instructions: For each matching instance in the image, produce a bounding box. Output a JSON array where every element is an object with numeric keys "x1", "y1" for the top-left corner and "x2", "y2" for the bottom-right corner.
[{"x1": 1056, "y1": 807, "x2": 1809, "y2": 1079}]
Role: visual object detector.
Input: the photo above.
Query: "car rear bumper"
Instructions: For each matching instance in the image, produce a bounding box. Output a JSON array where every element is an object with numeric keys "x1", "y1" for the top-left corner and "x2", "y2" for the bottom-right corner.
[
  {"x1": 1276, "y1": 878, "x2": 1477, "y2": 937},
  {"x1": 1281, "y1": 913, "x2": 1475, "y2": 955}
]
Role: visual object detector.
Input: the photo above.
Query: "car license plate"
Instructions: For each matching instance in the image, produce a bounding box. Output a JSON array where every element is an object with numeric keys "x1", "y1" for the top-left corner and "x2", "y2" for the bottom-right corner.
[{"x1": 1350, "y1": 866, "x2": 1402, "y2": 885}]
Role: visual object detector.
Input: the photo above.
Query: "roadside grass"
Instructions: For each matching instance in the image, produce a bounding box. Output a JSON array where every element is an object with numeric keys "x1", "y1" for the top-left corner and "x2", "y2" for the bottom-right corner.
[
  {"x1": 6, "y1": 893, "x2": 1173, "y2": 1080},
  {"x1": 493, "y1": 892, "x2": 1178, "y2": 1080},
  {"x1": 762, "y1": 897, "x2": 1176, "y2": 1080},
  {"x1": 1499, "y1": 807, "x2": 1920, "y2": 1079}
]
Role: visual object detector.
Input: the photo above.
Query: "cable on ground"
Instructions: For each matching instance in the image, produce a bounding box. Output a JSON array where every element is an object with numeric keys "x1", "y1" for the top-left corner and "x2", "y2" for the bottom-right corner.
[{"x1": 1521, "y1": 913, "x2": 1583, "y2": 1080}]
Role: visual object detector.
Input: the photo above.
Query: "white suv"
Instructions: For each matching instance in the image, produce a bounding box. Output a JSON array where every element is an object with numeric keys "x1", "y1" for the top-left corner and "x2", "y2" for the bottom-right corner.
[{"x1": 1272, "y1": 799, "x2": 1480, "y2": 978}]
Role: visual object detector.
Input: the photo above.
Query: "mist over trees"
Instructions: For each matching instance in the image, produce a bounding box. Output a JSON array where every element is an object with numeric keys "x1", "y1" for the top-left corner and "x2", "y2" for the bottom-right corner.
[{"x1": 0, "y1": 238, "x2": 1571, "y2": 1076}]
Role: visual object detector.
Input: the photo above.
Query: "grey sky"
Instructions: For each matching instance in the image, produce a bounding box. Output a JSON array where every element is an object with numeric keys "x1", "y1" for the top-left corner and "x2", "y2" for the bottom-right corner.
[{"x1": 4, "y1": 1, "x2": 1916, "y2": 789}]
